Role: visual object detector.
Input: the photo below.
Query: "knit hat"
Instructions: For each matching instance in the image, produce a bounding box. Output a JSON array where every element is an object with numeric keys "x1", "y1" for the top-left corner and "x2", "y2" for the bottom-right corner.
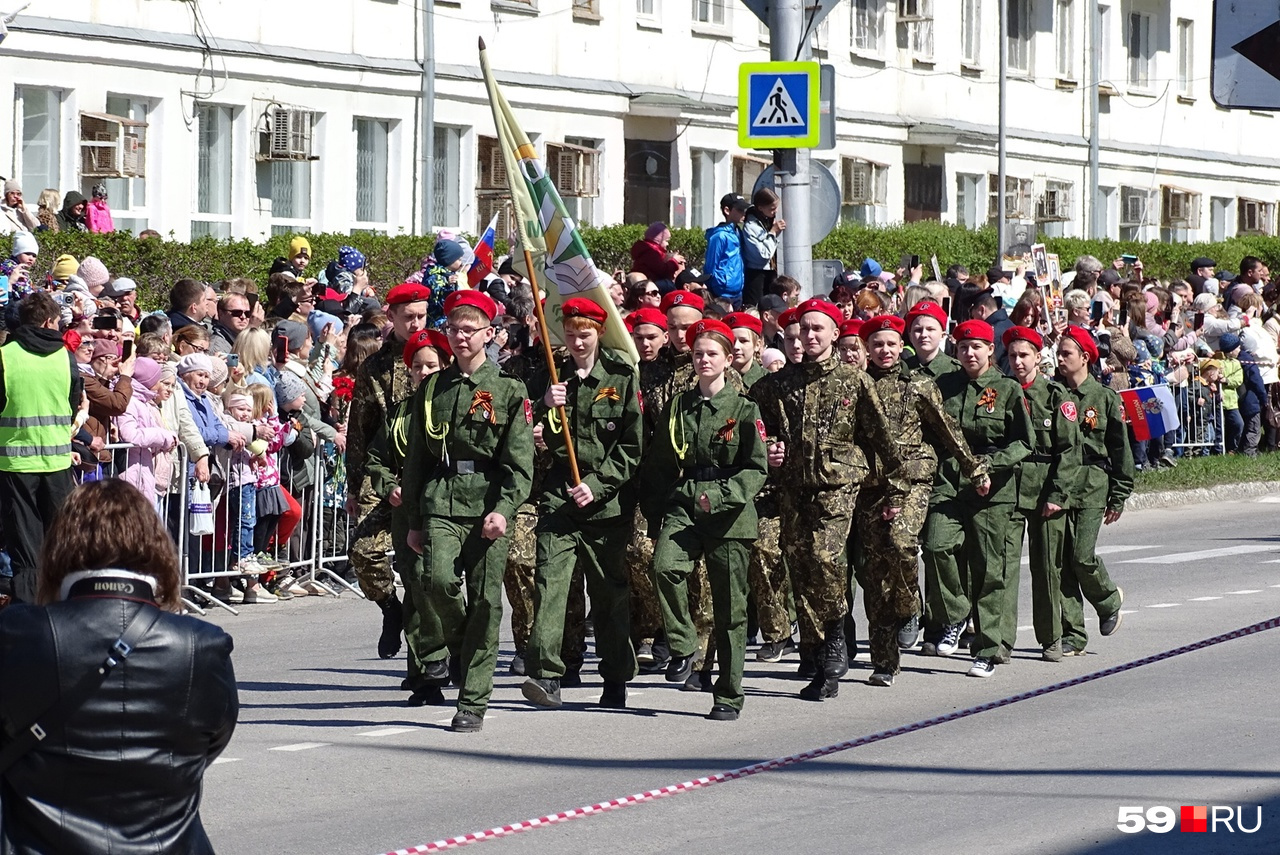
[
  {"x1": 859, "y1": 258, "x2": 883, "y2": 279},
  {"x1": 10, "y1": 231, "x2": 37, "y2": 258},
  {"x1": 90, "y1": 338, "x2": 119, "y2": 360},
  {"x1": 1219, "y1": 332, "x2": 1242, "y2": 353},
  {"x1": 225, "y1": 393, "x2": 253, "y2": 412},
  {"x1": 208, "y1": 358, "x2": 228, "y2": 388},
  {"x1": 289, "y1": 236, "x2": 311, "y2": 258},
  {"x1": 307, "y1": 310, "x2": 344, "y2": 341},
  {"x1": 274, "y1": 320, "x2": 308, "y2": 353},
  {"x1": 761, "y1": 348, "x2": 786, "y2": 370},
  {"x1": 2, "y1": 179, "x2": 20, "y2": 195},
  {"x1": 433, "y1": 238, "x2": 465, "y2": 269},
  {"x1": 275, "y1": 372, "x2": 306, "y2": 408},
  {"x1": 132, "y1": 357, "x2": 163, "y2": 390},
  {"x1": 1133, "y1": 339, "x2": 1151, "y2": 363},
  {"x1": 78, "y1": 256, "x2": 110, "y2": 291},
  {"x1": 644, "y1": 221, "x2": 668, "y2": 241},
  {"x1": 338, "y1": 246, "x2": 366, "y2": 272},
  {"x1": 1192, "y1": 293, "x2": 1219, "y2": 313},
  {"x1": 176, "y1": 353, "x2": 213, "y2": 376},
  {"x1": 52, "y1": 254, "x2": 78, "y2": 280}
]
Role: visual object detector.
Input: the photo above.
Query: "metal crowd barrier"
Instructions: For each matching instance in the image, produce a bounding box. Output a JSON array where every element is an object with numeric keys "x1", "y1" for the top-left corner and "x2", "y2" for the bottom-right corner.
[{"x1": 1164, "y1": 362, "x2": 1226, "y2": 457}]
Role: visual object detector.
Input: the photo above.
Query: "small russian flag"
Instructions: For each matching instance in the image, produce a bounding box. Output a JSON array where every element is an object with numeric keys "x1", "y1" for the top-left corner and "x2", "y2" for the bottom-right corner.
[
  {"x1": 468, "y1": 213, "x2": 499, "y2": 288},
  {"x1": 1120, "y1": 384, "x2": 1181, "y2": 441}
]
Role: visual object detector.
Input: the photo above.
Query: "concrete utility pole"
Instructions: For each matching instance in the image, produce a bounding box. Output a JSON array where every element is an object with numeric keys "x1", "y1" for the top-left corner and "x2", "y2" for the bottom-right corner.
[
  {"x1": 996, "y1": 0, "x2": 1007, "y2": 259},
  {"x1": 769, "y1": 0, "x2": 812, "y2": 296},
  {"x1": 1088, "y1": 1, "x2": 1102, "y2": 238},
  {"x1": 421, "y1": 0, "x2": 435, "y2": 236}
]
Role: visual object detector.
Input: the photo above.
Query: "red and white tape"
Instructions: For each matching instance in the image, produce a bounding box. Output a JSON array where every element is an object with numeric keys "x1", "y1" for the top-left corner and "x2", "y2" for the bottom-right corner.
[{"x1": 381, "y1": 615, "x2": 1280, "y2": 855}]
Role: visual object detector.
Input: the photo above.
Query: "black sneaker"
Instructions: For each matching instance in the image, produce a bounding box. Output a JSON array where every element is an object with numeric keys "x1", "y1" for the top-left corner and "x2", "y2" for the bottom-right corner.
[
  {"x1": 1062, "y1": 641, "x2": 1086, "y2": 656},
  {"x1": 599, "y1": 681, "x2": 627, "y2": 709},
  {"x1": 377, "y1": 593, "x2": 403, "y2": 660},
  {"x1": 868, "y1": 671, "x2": 895, "y2": 687},
  {"x1": 560, "y1": 668, "x2": 583, "y2": 689},
  {"x1": 406, "y1": 686, "x2": 445, "y2": 707},
  {"x1": 1100, "y1": 588, "x2": 1124, "y2": 636},
  {"x1": 967, "y1": 658, "x2": 995, "y2": 678},
  {"x1": 896, "y1": 614, "x2": 921, "y2": 650},
  {"x1": 423, "y1": 658, "x2": 449, "y2": 686},
  {"x1": 665, "y1": 654, "x2": 694, "y2": 684},
  {"x1": 707, "y1": 704, "x2": 739, "y2": 721},
  {"x1": 937, "y1": 621, "x2": 965, "y2": 657},
  {"x1": 756, "y1": 638, "x2": 794, "y2": 663},
  {"x1": 508, "y1": 651, "x2": 526, "y2": 677},
  {"x1": 450, "y1": 710, "x2": 484, "y2": 732},
  {"x1": 683, "y1": 669, "x2": 713, "y2": 693},
  {"x1": 521, "y1": 677, "x2": 562, "y2": 708},
  {"x1": 636, "y1": 641, "x2": 655, "y2": 665}
]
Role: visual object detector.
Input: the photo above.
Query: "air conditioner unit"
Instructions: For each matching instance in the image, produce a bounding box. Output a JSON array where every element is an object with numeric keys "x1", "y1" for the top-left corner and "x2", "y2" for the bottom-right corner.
[
  {"x1": 79, "y1": 112, "x2": 147, "y2": 179},
  {"x1": 260, "y1": 107, "x2": 317, "y2": 161}
]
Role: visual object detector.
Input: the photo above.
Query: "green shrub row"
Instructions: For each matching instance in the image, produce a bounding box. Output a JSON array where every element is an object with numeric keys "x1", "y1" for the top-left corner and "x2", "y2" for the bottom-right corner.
[{"x1": 12, "y1": 223, "x2": 1280, "y2": 312}]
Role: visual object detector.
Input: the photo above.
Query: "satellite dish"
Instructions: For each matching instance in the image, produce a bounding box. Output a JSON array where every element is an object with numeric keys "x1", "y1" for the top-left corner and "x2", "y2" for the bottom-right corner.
[{"x1": 752, "y1": 162, "x2": 842, "y2": 245}]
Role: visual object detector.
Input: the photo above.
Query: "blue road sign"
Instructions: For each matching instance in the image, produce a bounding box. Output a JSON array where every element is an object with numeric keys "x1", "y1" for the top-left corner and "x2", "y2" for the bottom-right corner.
[{"x1": 738, "y1": 61, "x2": 821, "y2": 149}]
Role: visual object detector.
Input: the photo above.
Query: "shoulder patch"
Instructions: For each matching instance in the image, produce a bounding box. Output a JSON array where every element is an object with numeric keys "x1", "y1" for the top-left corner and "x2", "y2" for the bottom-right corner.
[
  {"x1": 524, "y1": 399, "x2": 533, "y2": 425},
  {"x1": 637, "y1": 390, "x2": 645, "y2": 413},
  {"x1": 1060, "y1": 401, "x2": 1078, "y2": 422},
  {"x1": 756, "y1": 419, "x2": 768, "y2": 442}
]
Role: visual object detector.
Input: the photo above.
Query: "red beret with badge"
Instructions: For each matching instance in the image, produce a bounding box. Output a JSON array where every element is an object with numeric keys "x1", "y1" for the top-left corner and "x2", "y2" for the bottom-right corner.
[
  {"x1": 858, "y1": 314, "x2": 905, "y2": 342},
  {"x1": 627, "y1": 307, "x2": 667, "y2": 331},
  {"x1": 403, "y1": 329, "x2": 453, "y2": 366},
  {"x1": 723, "y1": 312, "x2": 763, "y2": 335},
  {"x1": 1062, "y1": 324, "x2": 1099, "y2": 362},
  {"x1": 386, "y1": 282, "x2": 432, "y2": 306},
  {"x1": 443, "y1": 289, "x2": 499, "y2": 321},
  {"x1": 778, "y1": 307, "x2": 799, "y2": 328},
  {"x1": 561, "y1": 297, "x2": 608, "y2": 324},
  {"x1": 953, "y1": 319, "x2": 995, "y2": 343},
  {"x1": 839, "y1": 319, "x2": 864, "y2": 339},
  {"x1": 1002, "y1": 324, "x2": 1044, "y2": 350},
  {"x1": 906, "y1": 300, "x2": 948, "y2": 330},
  {"x1": 659, "y1": 289, "x2": 705, "y2": 315},
  {"x1": 684, "y1": 318, "x2": 734, "y2": 351},
  {"x1": 795, "y1": 298, "x2": 842, "y2": 327}
]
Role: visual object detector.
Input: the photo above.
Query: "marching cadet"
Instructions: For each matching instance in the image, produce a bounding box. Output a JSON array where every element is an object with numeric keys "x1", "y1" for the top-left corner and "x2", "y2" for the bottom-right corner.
[
  {"x1": 905, "y1": 301, "x2": 959, "y2": 378},
  {"x1": 402, "y1": 290, "x2": 534, "y2": 733},
  {"x1": 1055, "y1": 325, "x2": 1131, "y2": 654},
  {"x1": 643, "y1": 319, "x2": 768, "y2": 720},
  {"x1": 754, "y1": 299, "x2": 904, "y2": 701},
  {"x1": 921, "y1": 320, "x2": 1031, "y2": 678},
  {"x1": 345, "y1": 283, "x2": 428, "y2": 665},
  {"x1": 521, "y1": 298, "x2": 643, "y2": 711},
  {"x1": 725, "y1": 311, "x2": 793, "y2": 663},
  {"x1": 855, "y1": 315, "x2": 988, "y2": 686},
  {"x1": 1003, "y1": 325, "x2": 1081, "y2": 663},
  {"x1": 363, "y1": 329, "x2": 452, "y2": 705}
]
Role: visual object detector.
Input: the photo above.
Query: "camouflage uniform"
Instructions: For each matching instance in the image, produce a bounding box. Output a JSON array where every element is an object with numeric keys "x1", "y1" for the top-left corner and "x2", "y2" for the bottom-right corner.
[
  {"x1": 627, "y1": 355, "x2": 678, "y2": 643},
  {"x1": 740, "y1": 361, "x2": 790, "y2": 645},
  {"x1": 753, "y1": 356, "x2": 905, "y2": 652},
  {"x1": 349, "y1": 500, "x2": 395, "y2": 601},
  {"x1": 856, "y1": 359, "x2": 987, "y2": 676},
  {"x1": 1059, "y1": 374, "x2": 1132, "y2": 652}
]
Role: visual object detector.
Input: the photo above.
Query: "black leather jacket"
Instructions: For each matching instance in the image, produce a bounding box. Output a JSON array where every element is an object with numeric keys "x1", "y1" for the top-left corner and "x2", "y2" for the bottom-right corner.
[{"x1": 0, "y1": 588, "x2": 238, "y2": 854}]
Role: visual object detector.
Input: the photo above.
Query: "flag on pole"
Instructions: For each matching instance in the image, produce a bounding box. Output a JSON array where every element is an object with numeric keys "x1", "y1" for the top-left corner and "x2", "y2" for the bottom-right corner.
[
  {"x1": 467, "y1": 213, "x2": 499, "y2": 287},
  {"x1": 478, "y1": 40, "x2": 638, "y2": 365},
  {"x1": 1120, "y1": 384, "x2": 1180, "y2": 441}
]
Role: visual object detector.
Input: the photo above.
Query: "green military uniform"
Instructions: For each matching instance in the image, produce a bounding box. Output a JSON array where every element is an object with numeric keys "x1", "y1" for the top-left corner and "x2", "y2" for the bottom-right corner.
[
  {"x1": 526, "y1": 350, "x2": 643, "y2": 685},
  {"x1": 1059, "y1": 374, "x2": 1132, "y2": 652},
  {"x1": 402, "y1": 359, "x2": 534, "y2": 722},
  {"x1": 856, "y1": 359, "x2": 987, "y2": 677},
  {"x1": 1009, "y1": 374, "x2": 1081, "y2": 653},
  {"x1": 753, "y1": 355, "x2": 904, "y2": 690},
  {"x1": 643, "y1": 382, "x2": 768, "y2": 713},
  {"x1": 907, "y1": 350, "x2": 961, "y2": 380},
  {"x1": 503, "y1": 501, "x2": 588, "y2": 672},
  {"x1": 922, "y1": 367, "x2": 1032, "y2": 660}
]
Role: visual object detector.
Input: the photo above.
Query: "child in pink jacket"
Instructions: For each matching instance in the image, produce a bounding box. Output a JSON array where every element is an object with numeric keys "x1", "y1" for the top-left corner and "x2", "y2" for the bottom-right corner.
[{"x1": 116, "y1": 357, "x2": 177, "y2": 512}]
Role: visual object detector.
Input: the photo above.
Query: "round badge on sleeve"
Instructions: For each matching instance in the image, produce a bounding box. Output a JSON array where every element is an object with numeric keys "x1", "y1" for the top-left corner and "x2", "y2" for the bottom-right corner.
[{"x1": 606, "y1": 421, "x2": 616, "y2": 431}]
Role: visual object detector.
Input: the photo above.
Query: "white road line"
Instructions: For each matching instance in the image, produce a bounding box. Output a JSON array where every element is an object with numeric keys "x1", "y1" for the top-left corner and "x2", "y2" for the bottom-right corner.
[
  {"x1": 1189, "y1": 596, "x2": 1223, "y2": 601},
  {"x1": 269, "y1": 742, "x2": 330, "y2": 752},
  {"x1": 1145, "y1": 603, "x2": 1182, "y2": 608},
  {"x1": 211, "y1": 758, "x2": 240, "y2": 765},
  {"x1": 1022, "y1": 544, "x2": 1156, "y2": 564},
  {"x1": 1118, "y1": 610, "x2": 1138, "y2": 615},
  {"x1": 1016, "y1": 625, "x2": 1033, "y2": 632},
  {"x1": 1225, "y1": 589, "x2": 1263, "y2": 595},
  {"x1": 357, "y1": 727, "x2": 417, "y2": 737},
  {"x1": 1272, "y1": 584, "x2": 1280, "y2": 588},
  {"x1": 1120, "y1": 544, "x2": 1277, "y2": 564}
]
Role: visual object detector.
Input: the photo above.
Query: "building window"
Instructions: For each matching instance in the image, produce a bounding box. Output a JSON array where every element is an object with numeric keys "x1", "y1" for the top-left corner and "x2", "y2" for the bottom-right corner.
[
  {"x1": 960, "y1": 0, "x2": 981, "y2": 66},
  {"x1": 572, "y1": 0, "x2": 600, "y2": 20},
  {"x1": 810, "y1": 17, "x2": 830, "y2": 57},
  {"x1": 1056, "y1": 0, "x2": 1075, "y2": 79},
  {"x1": 193, "y1": 104, "x2": 232, "y2": 239},
  {"x1": 1038, "y1": 179, "x2": 1073, "y2": 237},
  {"x1": 637, "y1": 0, "x2": 658, "y2": 22},
  {"x1": 1128, "y1": 12, "x2": 1152, "y2": 89},
  {"x1": 1098, "y1": 4, "x2": 1112, "y2": 83},
  {"x1": 432, "y1": 126, "x2": 462, "y2": 231},
  {"x1": 1160, "y1": 186, "x2": 1199, "y2": 243},
  {"x1": 841, "y1": 157, "x2": 888, "y2": 224},
  {"x1": 956, "y1": 173, "x2": 984, "y2": 229},
  {"x1": 731, "y1": 154, "x2": 768, "y2": 197},
  {"x1": 691, "y1": 0, "x2": 725, "y2": 27},
  {"x1": 1007, "y1": 0, "x2": 1033, "y2": 75},
  {"x1": 269, "y1": 159, "x2": 312, "y2": 235},
  {"x1": 550, "y1": 137, "x2": 601, "y2": 227},
  {"x1": 898, "y1": 0, "x2": 933, "y2": 61},
  {"x1": 476, "y1": 135, "x2": 510, "y2": 236},
  {"x1": 852, "y1": 0, "x2": 885, "y2": 55},
  {"x1": 1119, "y1": 184, "x2": 1154, "y2": 241},
  {"x1": 1177, "y1": 18, "x2": 1194, "y2": 97},
  {"x1": 91, "y1": 95, "x2": 149, "y2": 234},
  {"x1": 1237, "y1": 198, "x2": 1275, "y2": 236},
  {"x1": 354, "y1": 118, "x2": 390, "y2": 226},
  {"x1": 18, "y1": 87, "x2": 61, "y2": 202},
  {"x1": 987, "y1": 174, "x2": 1033, "y2": 223},
  {"x1": 690, "y1": 148, "x2": 720, "y2": 230}
]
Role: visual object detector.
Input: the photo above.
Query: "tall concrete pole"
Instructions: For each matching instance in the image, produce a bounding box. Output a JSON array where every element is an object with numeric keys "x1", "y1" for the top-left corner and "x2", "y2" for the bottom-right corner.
[
  {"x1": 769, "y1": 0, "x2": 812, "y2": 297},
  {"x1": 1088, "y1": 1, "x2": 1102, "y2": 238},
  {"x1": 996, "y1": 0, "x2": 1007, "y2": 260},
  {"x1": 421, "y1": 0, "x2": 436, "y2": 236}
]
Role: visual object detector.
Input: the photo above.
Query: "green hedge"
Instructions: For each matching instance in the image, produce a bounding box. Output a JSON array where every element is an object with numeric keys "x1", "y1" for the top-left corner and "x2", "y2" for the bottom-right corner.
[{"x1": 13, "y1": 223, "x2": 1280, "y2": 312}]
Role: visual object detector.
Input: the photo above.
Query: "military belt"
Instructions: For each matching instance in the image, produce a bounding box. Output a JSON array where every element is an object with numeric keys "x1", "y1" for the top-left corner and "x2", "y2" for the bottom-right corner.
[
  {"x1": 1084, "y1": 454, "x2": 1113, "y2": 471},
  {"x1": 437, "y1": 459, "x2": 494, "y2": 476},
  {"x1": 682, "y1": 465, "x2": 741, "y2": 481},
  {"x1": 1024, "y1": 453, "x2": 1054, "y2": 464}
]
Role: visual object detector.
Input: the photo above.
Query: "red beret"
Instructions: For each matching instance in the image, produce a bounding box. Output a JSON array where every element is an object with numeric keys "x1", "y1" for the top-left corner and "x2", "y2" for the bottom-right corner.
[
  {"x1": 403, "y1": 329, "x2": 453, "y2": 367},
  {"x1": 561, "y1": 297, "x2": 607, "y2": 324},
  {"x1": 685, "y1": 318, "x2": 734, "y2": 351},
  {"x1": 1062, "y1": 324, "x2": 1099, "y2": 362},
  {"x1": 627, "y1": 307, "x2": 667, "y2": 331},
  {"x1": 838, "y1": 319, "x2": 864, "y2": 339},
  {"x1": 660, "y1": 289, "x2": 705, "y2": 315},
  {"x1": 386, "y1": 282, "x2": 432, "y2": 306},
  {"x1": 444, "y1": 289, "x2": 499, "y2": 321},
  {"x1": 796, "y1": 298, "x2": 842, "y2": 327},
  {"x1": 1002, "y1": 324, "x2": 1044, "y2": 350},
  {"x1": 906, "y1": 300, "x2": 948, "y2": 330},
  {"x1": 778, "y1": 308, "x2": 799, "y2": 328},
  {"x1": 723, "y1": 312, "x2": 763, "y2": 335},
  {"x1": 953, "y1": 320, "x2": 995, "y2": 343},
  {"x1": 63, "y1": 330, "x2": 83, "y2": 352},
  {"x1": 859, "y1": 314, "x2": 905, "y2": 342}
]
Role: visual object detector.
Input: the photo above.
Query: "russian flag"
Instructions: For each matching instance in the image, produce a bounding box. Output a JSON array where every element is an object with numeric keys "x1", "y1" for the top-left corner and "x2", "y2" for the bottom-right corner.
[
  {"x1": 467, "y1": 213, "x2": 499, "y2": 288},
  {"x1": 1120, "y1": 384, "x2": 1181, "y2": 441}
]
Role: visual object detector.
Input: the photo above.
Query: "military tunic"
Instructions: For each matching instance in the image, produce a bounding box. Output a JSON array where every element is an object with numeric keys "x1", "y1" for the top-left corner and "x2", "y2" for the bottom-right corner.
[
  {"x1": 526, "y1": 351, "x2": 643, "y2": 684},
  {"x1": 856, "y1": 360, "x2": 987, "y2": 675},
  {"x1": 921, "y1": 366, "x2": 1032, "y2": 660},
  {"x1": 643, "y1": 382, "x2": 768, "y2": 712},
  {"x1": 1058, "y1": 374, "x2": 1133, "y2": 651},
  {"x1": 402, "y1": 359, "x2": 534, "y2": 720},
  {"x1": 907, "y1": 350, "x2": 961, "y2": 380}
]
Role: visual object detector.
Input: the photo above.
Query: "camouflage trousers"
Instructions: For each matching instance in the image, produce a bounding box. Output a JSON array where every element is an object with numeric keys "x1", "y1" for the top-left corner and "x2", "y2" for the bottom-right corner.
[
  {"x1": 854, "y1": 482, "x2": 930, "y2": 675},
  {"x1": 779, "y1": 485, "x2": 858, "y2": 646},
  {"x1": 350, "y1": 497, "x2": 395, "y2": 603},
  {"x1": 625, "y1": 506, "x2": 663, "y2": 640},
  {"x1": 504, "y1": 504, "x2": 586, "y2": 665},
  {"x1": 748, "y1": 515, "x2": 791, "y2": 642}
]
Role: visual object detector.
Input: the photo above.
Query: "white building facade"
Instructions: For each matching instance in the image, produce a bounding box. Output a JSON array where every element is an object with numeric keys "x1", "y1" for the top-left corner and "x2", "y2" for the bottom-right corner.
[{"x1": 3, "y1": 0, "x2": 1277, "y2": 244}]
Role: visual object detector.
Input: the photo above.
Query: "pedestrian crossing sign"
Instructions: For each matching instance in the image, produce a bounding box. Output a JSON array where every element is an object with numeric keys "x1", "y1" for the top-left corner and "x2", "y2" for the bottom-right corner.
[{"x1": 738, "y1": 61, "x2": 821, "y2": 149}]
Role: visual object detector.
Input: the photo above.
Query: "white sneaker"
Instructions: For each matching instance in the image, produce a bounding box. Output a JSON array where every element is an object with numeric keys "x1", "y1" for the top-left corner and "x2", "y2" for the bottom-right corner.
[
  {"x1": 237, "y1": 557, "x2": 263, "y2": 576},
  {"x1": 967, "y1": 658, "x2": 995, "y2": 678},
  {"x1": 226, "y1": 586, "x2": 245, "y2": 604},
  {"x1": 937, "y1": 621, "x2": 965, "y2": 657},
  {"x1": 243, "y1": 586, "x2": 278, "y2": 604}
]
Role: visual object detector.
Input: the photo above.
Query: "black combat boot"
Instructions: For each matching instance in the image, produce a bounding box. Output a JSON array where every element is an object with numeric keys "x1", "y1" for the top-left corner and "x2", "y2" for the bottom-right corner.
[
  {"x1": 797, "y1": 642, "x2": 818, "y2": 679},
  {"x1": 377, "y1": 592, "x2": 403, "y2": 660},
  {"x1": 599, "y1": 680, "x2": 627, "y2": 709},
  {"x1": 823, "y1": 620, "x2": 850, "y2": 679},
  {"x1": 844, "y1": 613, "x2": 858, "y2": 668},
  {"x1": 799, "y1": 644, "x2": 838, "y2": 701}
]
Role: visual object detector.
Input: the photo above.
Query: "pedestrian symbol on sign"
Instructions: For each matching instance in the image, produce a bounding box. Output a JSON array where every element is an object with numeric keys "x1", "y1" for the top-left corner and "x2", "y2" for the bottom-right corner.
[{"x1": 753, "y1": 80, "x2": 804, "y2": 127}]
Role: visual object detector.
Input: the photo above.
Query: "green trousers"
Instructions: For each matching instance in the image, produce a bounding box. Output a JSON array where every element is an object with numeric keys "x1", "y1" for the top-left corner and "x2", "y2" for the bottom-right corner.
[
  {"x1": 423, "y1": 516, "x2": 511, "y2": 718},
  {"x1": 654, "y1": 523, "x2": 750, "y2": 711},
  {"x1": 1060, "y1": 507, "x2": 1122, "y2": 651},
  {"x1": 1009, "y1": 508, "x2": 1068, "y2": 650},
  {"x1": 391, "y1": 506, "x2": 430, "y2": 688},
  {"x1": 529, "y1": 514, "x2": 637, "y2": 683},
  {"x1": 922, "y1": 499, "x2": 1017, "y2": 659}
]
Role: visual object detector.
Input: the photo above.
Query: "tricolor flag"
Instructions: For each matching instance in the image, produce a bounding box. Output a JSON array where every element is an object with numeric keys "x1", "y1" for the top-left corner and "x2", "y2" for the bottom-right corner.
[
  {"x1": 478, "y1": 38, "x2": 638, "y2": 365},
  {"x1": 1120, "y1": 384, "x2": 1181, "y2": 441},
  {"x1": 467, "y1": 213, "x2": 499, "y2": 288}
]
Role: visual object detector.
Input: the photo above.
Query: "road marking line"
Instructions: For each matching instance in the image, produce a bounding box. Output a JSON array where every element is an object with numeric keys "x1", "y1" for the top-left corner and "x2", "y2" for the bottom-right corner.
[
  {"x1": 1121, "y1": 544, "x2": 1276, "y2": 564},
  {"x1": 1272, "y1": 584, "x2": 1280, "y2": 588},
  {"x1": 1118, "y1": 610, "x2": 1138, "y2": 615},
  {"x1": 358, "y1": 727, "x2": 418, "y2": 737},
  {"x1": 270, "y1": 742, "x2": 330, "y2": 752},
  {"x1": 212, "y1": 758, "x2": 240, "y2": 765},
  {"x1": 1189, "y1": 596, "x2": 1223, "y2": 601},
  {"x1": 1016, "y1": 625, "x2": 1033, "y2": 632},
  {"x1": 1145, "y1": 603, "x2": 1181, "y2": 608},
  {"x1": 1022, "y1": 544, "x2": 1155, "y2": 564},
  {"x1": 1225, "y1": 590, "x2": 1263, "y2": 595}
]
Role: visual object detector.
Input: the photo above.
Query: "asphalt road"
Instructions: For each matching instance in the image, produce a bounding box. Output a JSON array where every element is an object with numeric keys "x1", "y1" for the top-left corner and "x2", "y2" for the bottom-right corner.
[{"x1": 200, "y1": 496, "x2": 1280, "y2": 855}]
